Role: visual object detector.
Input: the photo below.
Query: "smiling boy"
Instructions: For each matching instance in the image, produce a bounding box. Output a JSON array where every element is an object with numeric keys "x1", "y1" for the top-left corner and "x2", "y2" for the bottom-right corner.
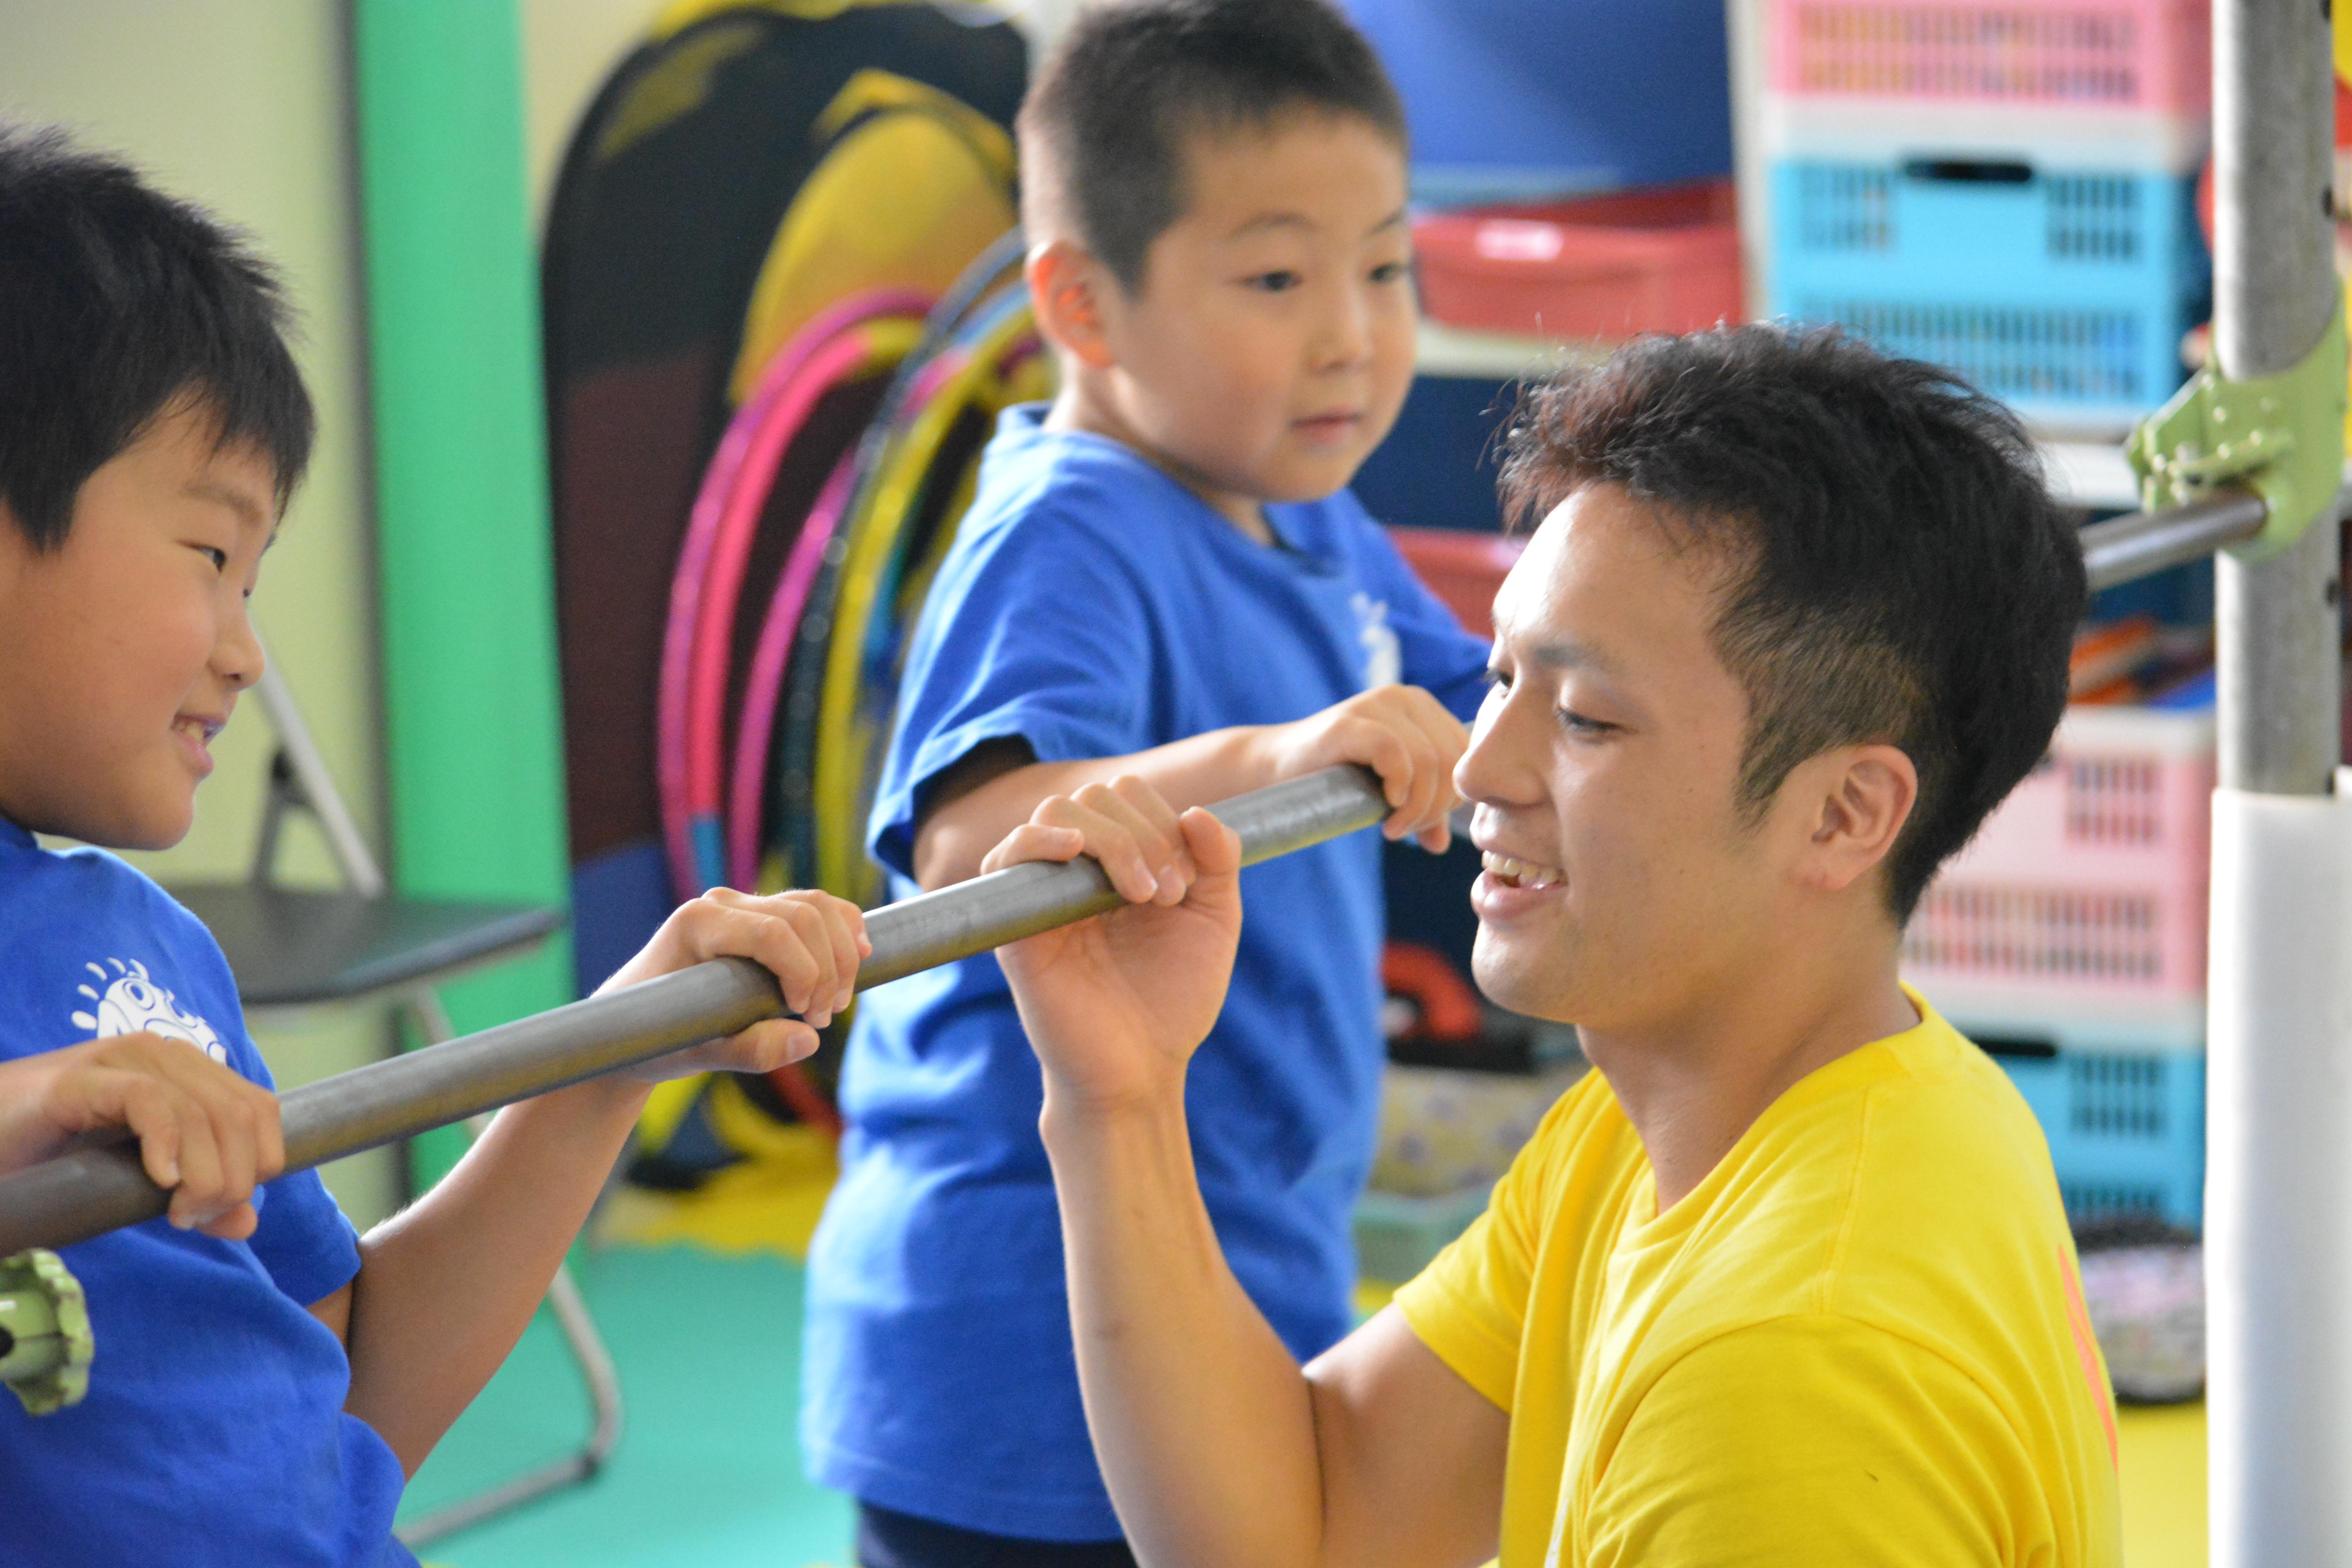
[
  {"x1": 798, "y1": 3, "x2": 1491, "y2": 1560},
  {"x1": 0, "y1": 124, "x2": 869, "y2": 1564},
  {"x1": 984, "y1": 328, "x2": 2123, "y2": 1566}
]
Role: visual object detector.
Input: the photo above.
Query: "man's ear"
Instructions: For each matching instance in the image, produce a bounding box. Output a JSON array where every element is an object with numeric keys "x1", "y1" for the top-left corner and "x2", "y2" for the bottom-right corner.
[
  {"x1": 1787, "y1": 742, "x2": 1918, "y2": 896},
  {"x1": 1025, "y1": 238, "x2": 1118, "y2": 371}
]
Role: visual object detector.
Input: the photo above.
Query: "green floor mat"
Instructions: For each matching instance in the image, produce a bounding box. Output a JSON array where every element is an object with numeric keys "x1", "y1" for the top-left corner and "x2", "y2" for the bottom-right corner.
[{"x1": 400, "y1": 1245, "x2": 852, "y2": 1567}]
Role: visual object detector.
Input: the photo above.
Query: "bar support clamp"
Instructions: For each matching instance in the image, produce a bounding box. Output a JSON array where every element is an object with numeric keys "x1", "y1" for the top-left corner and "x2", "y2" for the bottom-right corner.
[{"x1": 2129, "y1": 296, "x2": 2348, "y2": 559}]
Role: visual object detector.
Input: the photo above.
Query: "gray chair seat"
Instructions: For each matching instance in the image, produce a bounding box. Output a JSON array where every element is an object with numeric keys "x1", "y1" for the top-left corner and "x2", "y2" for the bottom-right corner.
[{"x1": 170, "y1": 885, "x2": 561, "y2": 1009}]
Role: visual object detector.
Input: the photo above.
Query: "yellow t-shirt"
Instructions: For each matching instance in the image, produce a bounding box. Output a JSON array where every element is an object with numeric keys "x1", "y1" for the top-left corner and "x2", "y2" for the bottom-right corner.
[{"x1": 1395, "y1": 995, "x2": 2122, "y2": 1567}]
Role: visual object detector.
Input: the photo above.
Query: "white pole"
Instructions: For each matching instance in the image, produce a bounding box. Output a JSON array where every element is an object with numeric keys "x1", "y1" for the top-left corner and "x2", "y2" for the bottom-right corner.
[{"x1": 2205, "y1": 2, "x2": 2344, "y2": 1561}]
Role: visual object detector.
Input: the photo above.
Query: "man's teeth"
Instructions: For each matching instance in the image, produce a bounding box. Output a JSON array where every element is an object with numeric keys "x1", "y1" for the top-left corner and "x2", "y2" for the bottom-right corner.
[{"x1": 1481, "y1": 850, "x2": 1561, "y2": 890}]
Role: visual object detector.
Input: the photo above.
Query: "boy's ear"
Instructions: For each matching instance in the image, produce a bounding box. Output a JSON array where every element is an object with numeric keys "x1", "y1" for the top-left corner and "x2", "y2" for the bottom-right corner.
[
  {"x1": 1025, "y1": 238, "x2": 1118, "y2": 372},
  {"x1": 1786, "y1": 742, "x2": 1918, "y2": 898}
]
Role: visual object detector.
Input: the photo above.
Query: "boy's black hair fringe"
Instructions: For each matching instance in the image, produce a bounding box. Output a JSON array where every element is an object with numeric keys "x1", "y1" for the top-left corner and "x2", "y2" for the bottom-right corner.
[
  {"x1": 1018, "y1": 0, "x2": 1407, "y2": 291},
  {"x1": 0, "y1": 122, "x2": 315, "y2": 550}
]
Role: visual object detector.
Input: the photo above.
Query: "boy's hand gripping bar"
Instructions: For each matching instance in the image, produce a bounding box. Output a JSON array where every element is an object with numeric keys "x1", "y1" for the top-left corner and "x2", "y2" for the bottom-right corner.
[{"x1": 0, "y1": 766, "x2": 1392, "y2": 1258}]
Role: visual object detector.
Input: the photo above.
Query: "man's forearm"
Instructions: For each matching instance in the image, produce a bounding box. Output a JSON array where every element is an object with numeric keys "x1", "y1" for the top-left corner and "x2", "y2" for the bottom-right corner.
[
  {"x1": 914, "y1": 727, "x2": 1272, "y2": 890},
  {"x1": 340, "y1": 1077, "x2": 646, "y2": 1473},
  {"x1": 1041, "y1": 1086, "x2": 1331, "y2": 1568}
]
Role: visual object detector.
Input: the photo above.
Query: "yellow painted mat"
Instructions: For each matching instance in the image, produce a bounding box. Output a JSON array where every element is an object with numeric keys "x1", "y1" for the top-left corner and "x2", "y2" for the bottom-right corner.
[{"x1": 595, "y1": 1125, "x2": 838, "y2": 1259}]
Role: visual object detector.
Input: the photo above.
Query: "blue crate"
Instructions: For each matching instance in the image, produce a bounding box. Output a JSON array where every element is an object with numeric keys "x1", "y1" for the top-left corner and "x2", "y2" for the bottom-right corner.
[
  {"x1": 1767, "y1": 156, "x2": 2210, "y2": 430},
  {"x1": 1995, "y1": 1049, "x2": 2203, "y2": 1230}
]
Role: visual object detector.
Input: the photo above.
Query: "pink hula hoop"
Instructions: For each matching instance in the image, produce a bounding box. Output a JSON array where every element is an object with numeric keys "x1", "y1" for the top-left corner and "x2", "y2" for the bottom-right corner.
[
  {"x1": 656, "y1": 289, "x2": 929, "y2": 896},
  {"x1": 726, "y1": 449, "x2": 860, "y2": 891}
]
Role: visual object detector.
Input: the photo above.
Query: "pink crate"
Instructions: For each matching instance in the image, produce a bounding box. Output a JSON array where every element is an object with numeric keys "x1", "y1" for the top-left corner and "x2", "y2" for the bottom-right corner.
[
  {"x1": 1768, "y1": 0, "x2": 2210, "y2": 117},
  {"x1": 1903, "y1": 705, "x2": 2212, "y2": 1013}
]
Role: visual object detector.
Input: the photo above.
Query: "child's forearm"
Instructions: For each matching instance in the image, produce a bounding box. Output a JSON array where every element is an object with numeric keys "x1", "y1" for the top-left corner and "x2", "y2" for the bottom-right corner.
[
  {"x1": 913, "y1": 726, "x2": 1274, "y2": 890},
  {"x1": 338, "y1": 1076, "x2": 648, "y2": 1474},
  {"x1": 915, "y1": 684, "x2": 1468, "y2": 890},
  {"x1": 1040, "y1": 1084, "x2": 1334, "y2": 1568}
]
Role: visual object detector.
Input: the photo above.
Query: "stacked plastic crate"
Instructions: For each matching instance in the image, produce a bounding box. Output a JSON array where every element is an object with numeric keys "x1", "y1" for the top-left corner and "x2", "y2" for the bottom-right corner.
[
  {"x1": 1758, "y1": 0, "x2": 2214, "y2": 435},
  {"x1": 1903, "y1": 690, "x2": 2212, "y2": 1230}
]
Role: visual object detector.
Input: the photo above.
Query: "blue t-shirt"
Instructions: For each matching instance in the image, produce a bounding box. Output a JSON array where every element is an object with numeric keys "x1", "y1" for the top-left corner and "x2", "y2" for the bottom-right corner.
[
  {"x1": 802, "y1": 406, "x2": 1490, "y2": 1539},
  {"x1": 0, "y1": 820, "x2": 412, "y2": 1567}
]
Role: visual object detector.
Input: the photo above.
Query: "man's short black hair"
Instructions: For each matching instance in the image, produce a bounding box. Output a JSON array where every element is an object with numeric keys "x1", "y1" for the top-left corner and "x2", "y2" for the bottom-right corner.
[
  {"x1": 0, "y1": 122, "x2": 314, "y2": 552},
  {"x1": 1018, "y1": 0, "x2": 1407, "y2": 292},
  {"x1": 1499, "y1": 325, "x2": 2085, "y2": 922}
]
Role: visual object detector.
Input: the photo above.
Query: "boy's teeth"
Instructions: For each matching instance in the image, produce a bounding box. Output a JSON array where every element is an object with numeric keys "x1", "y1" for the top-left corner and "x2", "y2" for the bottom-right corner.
[{"x1": 1481, "y1": 849, "x2": 1561, "y2": 890}]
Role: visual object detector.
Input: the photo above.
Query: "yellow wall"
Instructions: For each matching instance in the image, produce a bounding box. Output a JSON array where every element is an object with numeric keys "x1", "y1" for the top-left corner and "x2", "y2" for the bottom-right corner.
[{"x1": 0, "y1": 0, "x2": 399, "y2": 1223}]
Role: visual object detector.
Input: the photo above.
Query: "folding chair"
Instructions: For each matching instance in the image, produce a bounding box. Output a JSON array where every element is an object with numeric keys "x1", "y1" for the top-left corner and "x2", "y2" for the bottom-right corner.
[{"x1": 166, "y1": 652, "x2": 619, "y2": 1547}]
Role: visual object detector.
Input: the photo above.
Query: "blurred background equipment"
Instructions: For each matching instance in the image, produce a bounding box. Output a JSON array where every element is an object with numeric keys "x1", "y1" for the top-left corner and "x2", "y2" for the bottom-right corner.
[{"x1": 1751, "y1": 0, "x2": 2214, "y2": 436}]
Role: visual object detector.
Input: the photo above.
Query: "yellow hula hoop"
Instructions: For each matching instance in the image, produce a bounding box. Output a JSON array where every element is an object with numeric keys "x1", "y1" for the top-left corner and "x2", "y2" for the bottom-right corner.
[
  {"x1": 896, "y1": 348, "x2": 1048, "y2": 626},
  {"x1": 811, "y1": 305, "x2": 1037, "y2": 900}
]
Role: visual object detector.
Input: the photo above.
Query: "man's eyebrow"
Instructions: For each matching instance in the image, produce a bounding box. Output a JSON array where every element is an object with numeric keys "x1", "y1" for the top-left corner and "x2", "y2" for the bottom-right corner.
[
  {"x1": 1524, "y1": 639, "x2": 1621, "y2": 677},
  {"x1": 186, "y1": 479, "x2": 267, "y2": 530}
]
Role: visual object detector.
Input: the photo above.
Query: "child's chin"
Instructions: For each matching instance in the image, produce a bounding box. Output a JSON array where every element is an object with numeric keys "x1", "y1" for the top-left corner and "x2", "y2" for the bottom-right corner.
[{"x1": 110, "y1": 793, "x2": 199, "y2": 853}]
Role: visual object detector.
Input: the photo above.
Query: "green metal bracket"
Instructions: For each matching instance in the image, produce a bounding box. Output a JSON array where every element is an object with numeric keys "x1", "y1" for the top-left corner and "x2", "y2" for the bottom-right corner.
[
  {"x1": 0, "y1": 1249, "x2": 92, "y2": 1416},
  {"x1": 2128, "y1": 295, "x2": 2349, "y2": 560}
]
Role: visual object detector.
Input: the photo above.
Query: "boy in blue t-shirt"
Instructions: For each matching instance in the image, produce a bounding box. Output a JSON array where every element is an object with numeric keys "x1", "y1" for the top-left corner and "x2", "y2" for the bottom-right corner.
[
  {"x1": 800, "y1": 3, "x2": 1491, "y2": 1559},
  {"x1": 0, "y1": 125, "x2": 868, "y2": 1565}
]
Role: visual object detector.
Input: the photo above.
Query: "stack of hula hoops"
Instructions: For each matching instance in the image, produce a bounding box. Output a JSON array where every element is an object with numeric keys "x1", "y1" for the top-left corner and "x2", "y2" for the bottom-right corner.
[
  {"x1": 659, "y1": 240, "x2": 1044, "y2": 914},
  {"x1": 655, "y1": 241, "x2": 1046, "y2": 1150},
  {"x1": 543, "y1": 4, "x2": 1045, "y2": 1172}
]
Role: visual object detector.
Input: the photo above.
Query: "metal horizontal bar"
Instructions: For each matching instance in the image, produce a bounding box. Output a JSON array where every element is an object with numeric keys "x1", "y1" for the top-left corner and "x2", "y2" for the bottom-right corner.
[
  {"x1": 0, "y1": 766, "x2": 1390, "y2": 1257},
  {"x1": 2080, "y1": 488, "x2": 2269, "y2": 591}
]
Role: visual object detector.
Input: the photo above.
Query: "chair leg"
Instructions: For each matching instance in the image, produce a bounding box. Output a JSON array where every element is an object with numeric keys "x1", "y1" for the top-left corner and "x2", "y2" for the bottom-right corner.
[
  {"x1": 392, "y1": 990, "x2": 630, "y2": 1548},
  {"x1": 394, "y1": 1264, "x2": 626, "y2": 1548}
]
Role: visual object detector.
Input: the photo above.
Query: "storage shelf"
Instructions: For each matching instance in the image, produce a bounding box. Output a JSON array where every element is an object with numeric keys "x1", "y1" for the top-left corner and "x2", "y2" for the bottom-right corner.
[
  {"x1": 1414, "y1": 319, "x2": 1606, "y2": 381},
  {"x1": 1417, "y1": 319, "x2": 2150, "y2": 514},
  {"x1": 2041, "y1": 440, "x2": 2145, "y2": 512}
]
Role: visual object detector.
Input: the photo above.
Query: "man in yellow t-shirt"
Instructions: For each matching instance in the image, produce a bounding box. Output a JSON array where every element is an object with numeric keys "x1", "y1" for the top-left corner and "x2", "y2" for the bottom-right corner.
[
  {"x1": 976, "y1": 325, "x2": 2123, "y2": 1566},
  {"x1": 1396, "y1": 993, "x2": 2117, "y2": 1564}
]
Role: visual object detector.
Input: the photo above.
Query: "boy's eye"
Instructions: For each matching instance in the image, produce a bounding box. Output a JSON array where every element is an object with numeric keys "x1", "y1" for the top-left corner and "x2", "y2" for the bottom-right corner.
[
  {"x1": 1246, "y1": 269, "x2": 1305, "y2": 293},
  {"x1": 193, "y1": 545, "x2": 228, "y2": 572},
  {"x1": 1559, "y1": 708, "x2": 1617, "y2": 737},
  {"x1": 1482, "y1": 667, "x2": 1511, "y2": 693},
  {"x1": 1369, "y1": 259, "x2": 1412, "y2": 285}
]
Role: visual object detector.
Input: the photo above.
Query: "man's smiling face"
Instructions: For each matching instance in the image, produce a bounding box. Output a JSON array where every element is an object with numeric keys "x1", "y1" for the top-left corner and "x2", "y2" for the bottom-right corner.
[
  {"x1": 1459, "y1": 482, "x2": 1785, "y2": 1033},
  {"x1": 0, "y1": 397, "x2": 276, "y2": 849}
]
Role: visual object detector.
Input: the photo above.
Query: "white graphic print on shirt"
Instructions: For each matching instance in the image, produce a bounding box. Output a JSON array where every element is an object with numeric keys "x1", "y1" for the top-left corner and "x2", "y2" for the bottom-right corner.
[
  {"x1": 68, "y1": 957, "x2": 230, "y2": 1063},
  {"x1": 1352, "y1": 592, "x2": 1402, "y2": 690}
]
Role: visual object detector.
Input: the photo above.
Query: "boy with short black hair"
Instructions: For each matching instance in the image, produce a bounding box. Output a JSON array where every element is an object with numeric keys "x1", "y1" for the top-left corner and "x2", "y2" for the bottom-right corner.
[
  {"x1": 0, "y1": 123, "x2": 869, "y2": 1564},
  {"x1": 987, "y1": 325, "x2": 2122, "y2": 1565},
  {"x1": 799, "y1": 2, "x2": 1490, "y2": 1559}
]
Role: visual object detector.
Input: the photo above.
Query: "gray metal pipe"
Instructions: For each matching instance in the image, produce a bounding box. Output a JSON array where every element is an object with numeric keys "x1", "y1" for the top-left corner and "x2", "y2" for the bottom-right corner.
[
  {"x1": 2212, "y1": 0, "x2": 2341, "y2": 798},
  {"x1": 2080, "y1": 489, "x2": 2270, "y2": 591},
  {"x1": 0, "y1": 766, "x2": 1390, "y2": 1258}
]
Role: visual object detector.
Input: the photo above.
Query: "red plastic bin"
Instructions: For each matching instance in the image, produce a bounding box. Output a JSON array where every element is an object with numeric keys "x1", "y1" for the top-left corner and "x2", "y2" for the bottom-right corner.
[
  {"x1": 1767, "y1": 0, "x2": 2211, "y2": 116},
  {"x1": 1387, "y1": 526, "x2": 1524, "y2": 641},
  {"x1": 1413, "y1": 181, "x2": 1742, "y2": 341}
]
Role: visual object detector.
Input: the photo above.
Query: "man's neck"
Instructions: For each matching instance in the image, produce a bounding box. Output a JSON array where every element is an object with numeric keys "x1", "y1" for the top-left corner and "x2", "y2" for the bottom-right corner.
[{"x1": 1581, "y1": 929, "x2": 1920, "y2": 1215}]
